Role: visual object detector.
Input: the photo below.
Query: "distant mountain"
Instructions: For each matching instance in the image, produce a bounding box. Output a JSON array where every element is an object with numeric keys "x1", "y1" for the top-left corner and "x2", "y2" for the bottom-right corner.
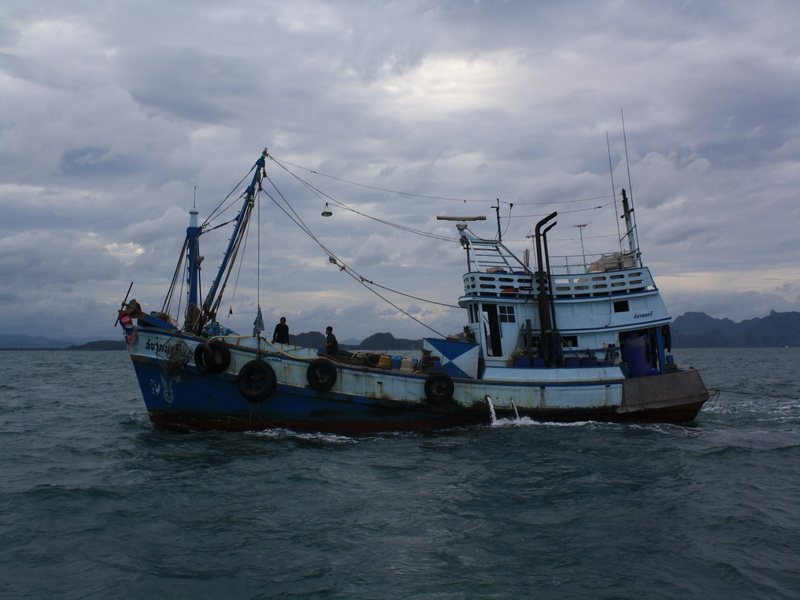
[
  {"x1": 289, "y1": 331, "x2": 326, "y2": 349},
  {"x1": 671, "y1": 311, "x2": 800, "y2": 348},
  {"x1": 67, "y1": 340, "x2": 127, "y2": 351},
  {"x1": 0, "y1": 334, "x2": 127, "y2": 350},
  {"x1": 357, "y1": 332, "x2": 422, "y2": 351},
  {"x1": 0, "y1": 334, "x2": 74, "y2": 349},
  {"x1": 287, "y1": 331, "x2": 423, "y2": 351}
]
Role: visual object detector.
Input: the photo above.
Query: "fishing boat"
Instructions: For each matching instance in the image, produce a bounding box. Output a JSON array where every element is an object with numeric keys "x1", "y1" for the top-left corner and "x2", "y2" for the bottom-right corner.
[{"x1": 123, "y1": 149, "x2": 708, "y2": 432}]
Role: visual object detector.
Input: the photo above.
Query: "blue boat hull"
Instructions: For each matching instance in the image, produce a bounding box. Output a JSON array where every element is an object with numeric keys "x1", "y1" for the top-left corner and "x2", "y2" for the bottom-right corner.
[
  {"x1": 127, "y1": 327, "x2": 707, "y2": 433},
  {"x1": 131, "y1": 355, "x2": 488, "y2": 433}
]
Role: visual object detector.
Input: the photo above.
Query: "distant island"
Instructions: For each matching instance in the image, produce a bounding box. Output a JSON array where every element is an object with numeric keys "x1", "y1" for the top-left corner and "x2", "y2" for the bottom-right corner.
[
  {"x1": 290, "y1": 331, "x2": 423, "y2": 352},
  {"x1": 0, "y1": 338, "x2": 128, "y2": 351},
  {"x1": 0, "y1": 331, "x2": 423, "y2": 352},
  {"x1": 2, "y1": 311, "x2": 799, "y2": 350},
  {"x1": 670, "y1": 310, "x2": 800, "y2": 348}
]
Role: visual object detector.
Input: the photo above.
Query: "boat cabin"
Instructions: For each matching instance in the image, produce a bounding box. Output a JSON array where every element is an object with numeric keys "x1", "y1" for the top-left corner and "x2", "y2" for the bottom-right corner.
[{"x1": 453, "y1": 225, "x2": 672, "y2": 378}]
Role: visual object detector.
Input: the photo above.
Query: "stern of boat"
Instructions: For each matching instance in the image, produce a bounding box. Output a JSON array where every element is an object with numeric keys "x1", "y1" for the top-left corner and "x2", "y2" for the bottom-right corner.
[{"x1": 618, "y1": 368, "x2": 708, "y2": 423}]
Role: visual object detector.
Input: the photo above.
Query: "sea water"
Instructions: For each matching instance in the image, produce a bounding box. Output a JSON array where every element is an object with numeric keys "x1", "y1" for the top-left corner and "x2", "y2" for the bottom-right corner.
[{"x1": 0, "y1": 348, "x2": 798, "y2": 599}]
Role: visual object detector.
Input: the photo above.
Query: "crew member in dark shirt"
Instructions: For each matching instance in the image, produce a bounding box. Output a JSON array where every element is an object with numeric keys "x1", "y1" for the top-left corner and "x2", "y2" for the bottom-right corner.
[
  {"x1": 325, "y1": 326, "x2": 338, "y2": 355},
  {"x1": 272, "y1": 317, "x2": 289, "y2": 344}
]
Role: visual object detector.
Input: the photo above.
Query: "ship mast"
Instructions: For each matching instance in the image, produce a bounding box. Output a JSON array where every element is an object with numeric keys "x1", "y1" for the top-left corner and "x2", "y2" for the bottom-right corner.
[
  {"x1": 179, "y1": 149, "x2": 267, "y2": 333},
  {"x1": 203, "y1": 150, "x2": 267, "y2": 325},
  {"x1": 183, "y1": 210, "x2": 202, "y2": 331}
]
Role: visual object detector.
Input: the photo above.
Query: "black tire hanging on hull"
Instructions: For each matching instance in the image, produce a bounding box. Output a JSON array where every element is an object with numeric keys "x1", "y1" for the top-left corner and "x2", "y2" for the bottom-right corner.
[
  {"x1": 194, "y1": 339, "x2": 231, "y2": 374},
  {"x1": 237, "y1": 360, "x2": 277, "y2": 402},
  {"x1": 424, "y1": 372, "x2": 454, "y2": 405},
  {"x1": 306, "y1": 358, "x2": 337, "y2": 392}
]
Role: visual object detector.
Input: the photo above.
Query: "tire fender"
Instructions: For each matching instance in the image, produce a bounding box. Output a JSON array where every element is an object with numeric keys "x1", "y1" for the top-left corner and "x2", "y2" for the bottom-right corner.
[
  {"x1": 194, "y1": 343, "x2": 213, "y2": 374},
  {"x1": 424, "y1": 372, "x2": 454, "y2": 405},
  {"x1": 195, "y1": 340, "x2": 231, "y2": 374},
  {"x1": 306, "y1": 358, "x2": 337, "y2": 392},
  {"x1": 237, "y1": 360, "x2": 277, "y2": 402},
  {"x1": 207, "y1": 339, "x2": 231, "y2": 372}
]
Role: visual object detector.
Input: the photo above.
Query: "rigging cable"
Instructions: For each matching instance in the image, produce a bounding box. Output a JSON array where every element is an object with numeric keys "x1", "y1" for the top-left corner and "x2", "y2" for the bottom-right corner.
[
  {"x1": 270, "y1": 154, "x2": 615, "y2": 207},
  {"x1": 202, "y1": 167, "x2": 255, "y2": 227},
  {"x1": 269, "y1": 155, "x2": 491, "y2": 203},
  {"x1": 501, "y1": 202, "x2": 514, "y2": 239},
  {"x1": 162, "y1": 237, "x2": 188, "y2": 314},
  {"x1": 267, "y1": 155, "x2": 456, "y2": 242},
  {"x1": 267, "y1": 154, "x2": 619, "y2": 248},
  {"x1": 203, "y1": 152, "x2": 627, "y2": 336},
  {"x1": 259, "y1": 178, "x2": 455, "y2": 336},
  {"x1": 261, "y1": 176, "x2": 458, "y2": 312},
  {"x1": 509, "y1": 200, "x2": 615, "y2": 219},
  {"x1": 207, "y1": 166, "x2": 262, "y2": 319},
  {"x1": 224, "y1": 218, "x2": 250, "y2": 325}
]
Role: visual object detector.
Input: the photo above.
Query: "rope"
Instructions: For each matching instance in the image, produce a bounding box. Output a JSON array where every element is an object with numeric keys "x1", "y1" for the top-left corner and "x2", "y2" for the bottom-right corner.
[
  {"x1": 192, "y1": 152, "x2": 623, "y2": 339},
  {"x1": 225, "y1": 221, "x2": 250, "y2": 325},
  {"x1": 268, "y1": 154, "x2": 615, "y2": 207},
  {"x1": 202, "y1": 167, "x2": 254, "y2": 227},
  {"x1": 258, "y1": 180, "x2": 454, "y2": 337},
  {"x1": 269, "y1": 154, "x2": 492, "y2": 204},
  {"x1": 338, "y1": 266, "x2": 450, "y2": 338},
  {"x1": 267, "y1": 156, "x2": 458, "y2": 242},
  {"x1": 352, "y1": 276, "x2": 458, "y2": 308}
]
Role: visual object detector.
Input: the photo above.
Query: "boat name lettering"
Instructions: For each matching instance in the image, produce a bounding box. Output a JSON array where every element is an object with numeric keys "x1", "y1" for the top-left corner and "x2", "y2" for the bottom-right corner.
[
  {"x1": 633, "y1": 311, "x2": 653, "y2": 319},
  {"x1": 145, "y1": 338, "x2": 186, "y2": 356}
]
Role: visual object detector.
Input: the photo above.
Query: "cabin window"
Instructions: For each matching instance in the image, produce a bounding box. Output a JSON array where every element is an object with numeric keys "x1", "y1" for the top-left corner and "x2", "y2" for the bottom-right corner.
[
  {"x1": 613, "y1": 300, "x2": 629, "y2": 313},
  {"x1": 561, "y1": 335, "x2": 578, "y2": 347},
  {"x1": 499, "y1": 305, "x2": 516, "y2": 323}
]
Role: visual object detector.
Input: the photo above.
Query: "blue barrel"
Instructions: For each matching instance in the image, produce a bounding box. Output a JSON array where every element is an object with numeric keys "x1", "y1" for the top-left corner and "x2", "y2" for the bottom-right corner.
[
  {"x1": 391, "y1": 356, "x2": 402, "y2": 370},
  {"x1": 564, "y1": 356, "x2": 580, "y2": 368},
  {"x1": 622, "y1": 335, "x2": 649, "y2": 377}
]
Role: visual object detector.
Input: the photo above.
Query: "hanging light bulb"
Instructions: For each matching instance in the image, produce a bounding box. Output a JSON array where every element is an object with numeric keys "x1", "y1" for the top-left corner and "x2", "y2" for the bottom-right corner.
[{"x1": 321, "y1": 203, "x2": 333, "y2": 217}]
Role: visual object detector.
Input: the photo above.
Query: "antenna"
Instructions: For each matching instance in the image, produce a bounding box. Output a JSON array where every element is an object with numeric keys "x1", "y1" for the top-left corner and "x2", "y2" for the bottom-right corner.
[
  {"x1": 621, "y1": 109, "x2": 633, "y2": 204},
  {"x1": 606, "y1": 131, "x2": 623, "y2": 253},
  {"x1": 621, "y1": 109, "x2": 641, "y2": 260},
  {"x1": 573, "y1": 224, "x2": 588, "y2": 267},
  {"x1": 493, "y1": 199, "x2": 501, "y2": 241}
]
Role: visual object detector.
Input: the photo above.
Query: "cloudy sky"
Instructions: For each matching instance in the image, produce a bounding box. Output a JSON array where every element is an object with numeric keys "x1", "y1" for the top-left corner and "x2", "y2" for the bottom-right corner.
[{"x1": 1, "y1": 0, "x2": 798, "y2": 343}]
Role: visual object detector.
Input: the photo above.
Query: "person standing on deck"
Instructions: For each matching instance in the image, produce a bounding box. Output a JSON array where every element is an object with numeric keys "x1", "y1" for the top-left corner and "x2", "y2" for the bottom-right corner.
[
  {"x1": 325, "y1": 326, "x2": 338, "y2": 355},
  {"x1": 272, "y1": 317, "x2": 289, "y2": 344}
]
